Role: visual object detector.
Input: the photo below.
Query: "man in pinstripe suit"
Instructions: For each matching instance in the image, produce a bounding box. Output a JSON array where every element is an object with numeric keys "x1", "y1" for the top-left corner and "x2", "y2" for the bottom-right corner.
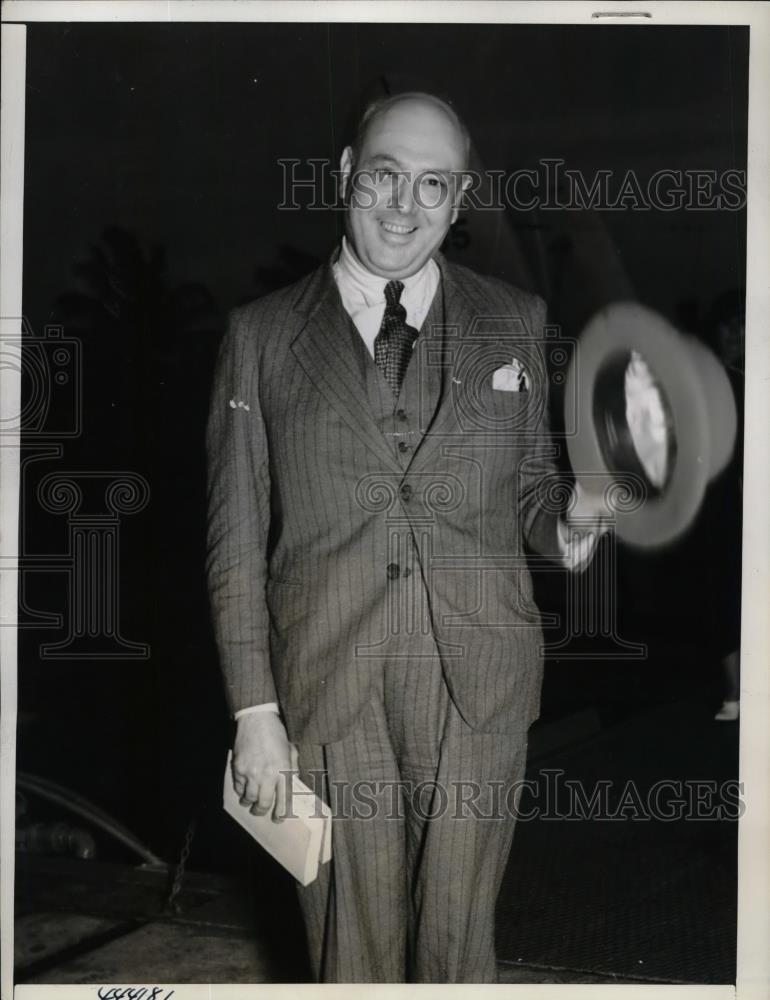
[{"x1": 207, "y1": 92, "x2": 610, "y2": 982}]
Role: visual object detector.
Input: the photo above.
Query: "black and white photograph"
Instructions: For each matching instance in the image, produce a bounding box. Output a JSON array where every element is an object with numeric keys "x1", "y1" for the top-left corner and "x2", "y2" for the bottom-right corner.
[{"x1": 1, "y1": 1, "x2": 768, "y2": 996}]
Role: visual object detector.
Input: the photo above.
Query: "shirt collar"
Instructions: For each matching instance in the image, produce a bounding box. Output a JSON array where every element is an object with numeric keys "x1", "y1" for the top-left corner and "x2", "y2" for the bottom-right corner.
[{"x1": 337, "y1": 236, "x2": 434, "y2": 308}]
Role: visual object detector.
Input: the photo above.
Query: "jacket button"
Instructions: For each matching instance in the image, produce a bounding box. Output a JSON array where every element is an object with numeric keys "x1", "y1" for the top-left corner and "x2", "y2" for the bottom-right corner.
[
  {"x1": 386, "y1": 563, "x2": 400, "y2": 580},
  {"x1": 396, "y1": 408, "x2": 408, "y2": 421},
  {"x1": 398, "y1": 441, "x2": 411, "y2": 454},
  {"x1": 400, "y1": 483, "x2": 413, "y2": 501}
]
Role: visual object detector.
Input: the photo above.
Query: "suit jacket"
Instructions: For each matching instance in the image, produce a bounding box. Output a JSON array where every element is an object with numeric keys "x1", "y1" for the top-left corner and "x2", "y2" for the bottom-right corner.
[{"x1": 206, "y1": 249, "x2": 562, "y2": 745}]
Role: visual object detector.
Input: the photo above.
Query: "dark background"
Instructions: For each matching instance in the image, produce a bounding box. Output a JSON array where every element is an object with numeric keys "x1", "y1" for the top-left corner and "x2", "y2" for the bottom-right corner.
[{"x1": 17, "y1": 22, "x2": 747, "y2": 873}]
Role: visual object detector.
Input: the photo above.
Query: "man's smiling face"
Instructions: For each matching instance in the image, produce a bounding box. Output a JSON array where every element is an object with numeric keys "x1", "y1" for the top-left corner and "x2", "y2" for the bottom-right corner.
[{"x1": 340, "y1": 97, "x2": 468, "y2": 279}]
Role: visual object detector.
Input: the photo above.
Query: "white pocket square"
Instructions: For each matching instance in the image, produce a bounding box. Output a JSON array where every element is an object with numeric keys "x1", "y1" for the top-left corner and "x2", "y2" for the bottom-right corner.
[{"x1": 492, "y1": 359, "x2": 530, "y2": 392}]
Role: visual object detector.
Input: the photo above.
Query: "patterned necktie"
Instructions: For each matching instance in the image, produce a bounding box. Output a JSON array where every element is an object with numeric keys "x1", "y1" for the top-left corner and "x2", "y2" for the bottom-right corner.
[{"x1": 373, "y1": 279, "x2": 420, "y2": 397}]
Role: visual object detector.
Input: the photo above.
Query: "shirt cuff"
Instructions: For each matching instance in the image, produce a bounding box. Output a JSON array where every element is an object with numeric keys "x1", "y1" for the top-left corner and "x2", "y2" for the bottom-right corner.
[{"x1": 234, "y1": 702, "x2": 280, "y2": 720}]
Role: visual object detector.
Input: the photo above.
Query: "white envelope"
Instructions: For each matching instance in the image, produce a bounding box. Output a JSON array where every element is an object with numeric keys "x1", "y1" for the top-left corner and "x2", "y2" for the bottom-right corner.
[{"x1": 223, "y1": 751, "x2": 331, "y2": 885}]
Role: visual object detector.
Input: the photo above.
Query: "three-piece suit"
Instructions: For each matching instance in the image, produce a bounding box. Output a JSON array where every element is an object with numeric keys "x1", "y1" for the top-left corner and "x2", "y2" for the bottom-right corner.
[{"x1": 206, "y1": 247, "x2": 563, "y2": 981}]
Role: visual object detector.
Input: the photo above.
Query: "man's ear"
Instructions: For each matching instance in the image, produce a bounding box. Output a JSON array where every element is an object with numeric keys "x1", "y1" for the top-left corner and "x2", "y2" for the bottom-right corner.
[
  {"x1": 450, "y1": 173, "x2": 473, "y2": 225},
  {"x1": 340, "y1": 146, "x2": 354, "y2": 202}
]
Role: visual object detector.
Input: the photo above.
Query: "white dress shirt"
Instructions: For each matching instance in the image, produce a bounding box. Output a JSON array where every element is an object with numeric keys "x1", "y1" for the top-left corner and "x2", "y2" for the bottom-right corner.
[{"x1": 332, "y1": 236, "x2": 440, "y2": 353}]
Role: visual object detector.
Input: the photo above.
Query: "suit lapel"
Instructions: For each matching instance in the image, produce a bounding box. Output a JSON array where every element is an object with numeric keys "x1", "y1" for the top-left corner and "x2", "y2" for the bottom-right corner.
[
  {"x1": 400, "y1": 277, "x2": 445, "y2": 460},
  {"x1": 409, "y1": 254, "x2": 480, "y2": 470},
  {"x1": 289, "y1": 249, "x2": 482, "y2": 474},
  {"x1": 290, "y1": 258, "x2": 401, "y2": 472}
]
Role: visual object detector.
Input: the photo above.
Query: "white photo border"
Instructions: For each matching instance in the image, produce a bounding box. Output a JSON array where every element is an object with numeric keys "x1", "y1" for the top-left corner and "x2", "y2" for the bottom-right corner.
[{"x1": 1, "y1": 3, "x2": 768, "y2": 1000}]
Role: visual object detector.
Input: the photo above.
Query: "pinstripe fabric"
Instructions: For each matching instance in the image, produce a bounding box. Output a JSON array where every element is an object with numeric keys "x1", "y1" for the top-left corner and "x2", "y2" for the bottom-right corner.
[
  {"x1": 205, "y1": 248, "x2": 560, "y2": 745},
  {"x1": 295, "y1": 657, "x2": 528, "y2": 982}
]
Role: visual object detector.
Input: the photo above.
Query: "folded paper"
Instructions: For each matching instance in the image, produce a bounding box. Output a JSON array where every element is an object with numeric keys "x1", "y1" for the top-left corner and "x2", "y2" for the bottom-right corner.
[{"x1": 223, "y1": 751, "x2": 331, "y2": 885}]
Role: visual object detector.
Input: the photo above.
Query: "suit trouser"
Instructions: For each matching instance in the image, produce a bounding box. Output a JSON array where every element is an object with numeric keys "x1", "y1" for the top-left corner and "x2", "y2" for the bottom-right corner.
[{"x1": 295, "y1": 654, "x2": 529, "y2": 983}]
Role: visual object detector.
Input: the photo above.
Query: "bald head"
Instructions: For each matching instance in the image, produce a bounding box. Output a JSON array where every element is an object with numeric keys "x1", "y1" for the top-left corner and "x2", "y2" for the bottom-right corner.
[{"x1": 352, "y1": 91, "x2": 471, "y2": 170}]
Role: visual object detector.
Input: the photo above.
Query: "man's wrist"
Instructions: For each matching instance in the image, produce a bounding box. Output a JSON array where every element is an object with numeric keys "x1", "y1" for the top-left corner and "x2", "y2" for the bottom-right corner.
[{"x1": 234, "y1": 702, "x2": 280, "y2": 721}]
